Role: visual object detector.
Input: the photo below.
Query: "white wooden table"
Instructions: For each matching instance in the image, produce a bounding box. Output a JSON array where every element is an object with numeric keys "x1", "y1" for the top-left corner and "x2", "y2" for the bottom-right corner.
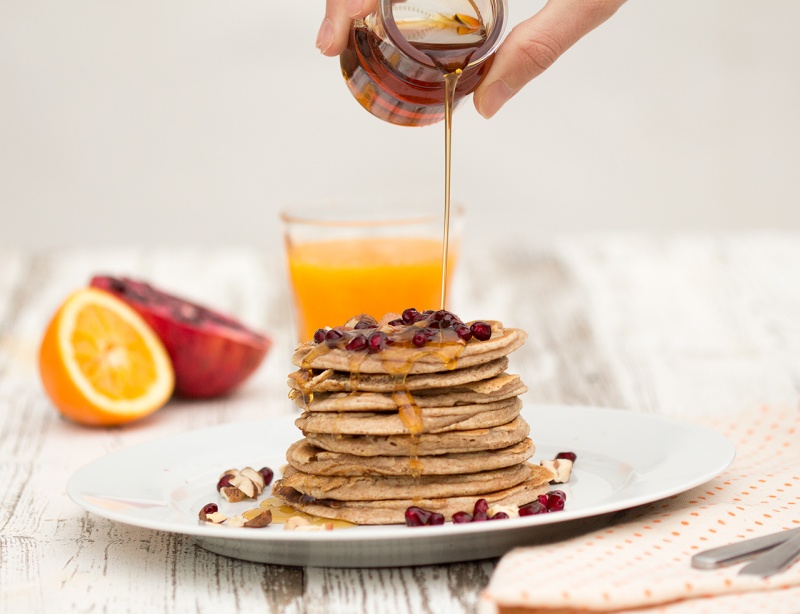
[{"x1": 2, "y1": 235, "x2": 799, "y2": 613}]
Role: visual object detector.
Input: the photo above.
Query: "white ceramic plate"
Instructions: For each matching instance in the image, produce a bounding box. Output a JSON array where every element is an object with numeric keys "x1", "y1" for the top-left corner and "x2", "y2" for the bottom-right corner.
[{"x1": 67, "y1": 405, "x2": 735, "y2": 567}]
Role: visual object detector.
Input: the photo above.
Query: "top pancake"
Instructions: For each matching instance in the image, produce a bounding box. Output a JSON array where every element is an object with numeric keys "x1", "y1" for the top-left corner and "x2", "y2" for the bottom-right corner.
[
  {"x1": 292, "y1": 324, "x2": 527, "y2": 375},
  {"x1": 287, "y1": 357, "x2": 509, "y2": 394}
]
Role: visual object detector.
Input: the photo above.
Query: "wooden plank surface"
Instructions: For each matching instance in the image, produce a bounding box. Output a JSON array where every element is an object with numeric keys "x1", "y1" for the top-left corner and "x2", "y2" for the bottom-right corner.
[{"x1": 1, "y1": 235, "x2": 798, "y2": 613}]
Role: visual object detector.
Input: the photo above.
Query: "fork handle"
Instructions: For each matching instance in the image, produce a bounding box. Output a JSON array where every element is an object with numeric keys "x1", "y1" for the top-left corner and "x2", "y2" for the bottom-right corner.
[
  {"x1": 738, "y1": 532, "x2": 800, "y2": 577},
  {"x1": 691, "y1": 526, "x2": 800, "y2": 569}
]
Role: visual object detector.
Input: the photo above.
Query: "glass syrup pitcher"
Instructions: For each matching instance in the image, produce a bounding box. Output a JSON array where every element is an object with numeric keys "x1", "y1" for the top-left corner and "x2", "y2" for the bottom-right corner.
[{"x1": 340, "y1": 0, "x2": 507, "y2": 126}]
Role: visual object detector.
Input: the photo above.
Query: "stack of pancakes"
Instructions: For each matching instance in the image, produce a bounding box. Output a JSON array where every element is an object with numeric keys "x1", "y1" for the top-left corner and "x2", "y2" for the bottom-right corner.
[{"x1": 273, "y1": 316, "x2": 553, "y2": 525}]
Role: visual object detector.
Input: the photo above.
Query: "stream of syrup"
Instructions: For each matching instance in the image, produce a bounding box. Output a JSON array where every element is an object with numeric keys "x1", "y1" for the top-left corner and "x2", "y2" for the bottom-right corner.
[
  {"x1": 404, "y1": 2, "x2": 488, "y2": 309},
  {"x1": 440, "y1": 70, "x2": 460, "y2": 309}
]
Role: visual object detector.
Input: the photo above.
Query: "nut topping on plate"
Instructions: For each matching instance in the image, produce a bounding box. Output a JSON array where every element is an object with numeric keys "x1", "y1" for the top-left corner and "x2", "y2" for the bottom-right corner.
[{"x1": 217, "y1": 466, "x2": 273, "y2": 502}]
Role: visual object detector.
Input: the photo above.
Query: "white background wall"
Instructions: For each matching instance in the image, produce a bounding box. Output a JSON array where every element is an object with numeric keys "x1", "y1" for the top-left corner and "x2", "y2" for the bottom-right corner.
[{"x1": 1, "y1": 1, "x2": 799, "y2": 249}]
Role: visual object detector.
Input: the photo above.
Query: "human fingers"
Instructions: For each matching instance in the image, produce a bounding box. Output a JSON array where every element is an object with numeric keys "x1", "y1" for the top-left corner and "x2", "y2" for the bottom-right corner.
[
  {"x1": 474, "y1": 0, "x2": 626, "y2": 118},
  {"x1": 316, "y1": 0, "x2": 379, "y2": 56}
]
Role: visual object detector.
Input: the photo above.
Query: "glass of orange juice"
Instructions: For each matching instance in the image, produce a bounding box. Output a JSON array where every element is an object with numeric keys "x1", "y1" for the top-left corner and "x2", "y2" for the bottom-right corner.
[{"x1": 281, "y1": 202, "x2": 463, "y2": 343}]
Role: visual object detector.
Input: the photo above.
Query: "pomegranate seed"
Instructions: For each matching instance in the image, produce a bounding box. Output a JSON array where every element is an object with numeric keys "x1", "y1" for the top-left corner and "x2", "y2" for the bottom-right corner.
[
  {"x1": 412, "y1": 332, "x2": 428, "y2": 347},
  {"x1": 538, "y1": 494, "x2": 549, "y2": 507},
  {"x1": 440, "y1": 313, "x2": 459, "y2": 328},
  {"x1": 454, "y1": 325, "x2": 473, "y2": 342},
  {"x1": 546, "y1": 490, "x2": 567, "y2": 512},
  {"x1": 473, "y1": 498, "x2": 489, "y2": 516},
  {"x1": 556, "y1": 451, "x2": 577, "y2": 463},
  {"x1": 405, "y1": 506, "x2": 432, "y2": 527},
  {"x1": 325, "y1": 328, "x2": 344, "y2": 342},
  {"x1": 472, "y1": 512, "x2": 490, "y2": 522},
  {"x1": 387, "y1": 318, "x2": 404, "y2": 326},
  {"x1": 201, "y1": 502, "x2": 218, "y2": 515},
  {"x1": 354, "y1": 321, "x2": 377, "y2": 330},
  {"x1": 470, "y1": 322, "x2": 492, "y2": 341},
  {"x1": 491, "y1": 512, "x2": 510, "y2": 520},
  {"x1": 345, "y1": 334, "x2": 368, "y2": 351},
  {"x1": 313, "y1": 329, "x2": 326, "y2": 344},
  {"x1": 432, "y1": 310, "x2": 449, "y2": 321},
  {"x1": 216, "y1": 474, "x2": 234, "y2": 491},
  {"x1": 258, "y1": 467, "x2": 274, "y2": 486},
  {"x1": 402, "y1": 308, "x2": 420, "y2": 324},
  {"x1": 429, "y1": 512, "x2": 445, "y2": 525},
  {"x1": 518, "y1": 501, "x2": 548, "y2": 516},
  {"x1": 368, "y1": 331, "x2": 388, "y2": 353},
  {"x1": 452, "y1": 511, "x2": 472, "y2": 524}
]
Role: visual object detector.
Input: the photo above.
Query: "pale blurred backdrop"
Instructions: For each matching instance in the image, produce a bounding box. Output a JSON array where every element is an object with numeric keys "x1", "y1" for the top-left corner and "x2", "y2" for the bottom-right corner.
[{"x1": 1, "y1": 1, "x2": 799, "y2": 250}]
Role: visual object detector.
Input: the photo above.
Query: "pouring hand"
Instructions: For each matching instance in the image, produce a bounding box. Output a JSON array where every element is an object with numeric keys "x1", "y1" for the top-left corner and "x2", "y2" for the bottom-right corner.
[
  {"x1": 316, "y1": 0, "x2": 379, "y2": 55},
  {"x1": 473, "y1": 0, "x2": 627, "y2": 118}
]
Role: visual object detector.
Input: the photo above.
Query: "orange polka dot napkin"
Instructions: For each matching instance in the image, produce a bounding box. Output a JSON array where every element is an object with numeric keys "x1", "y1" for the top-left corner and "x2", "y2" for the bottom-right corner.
[{"x1": 480, "y1": 406, "x2": 800, "y2": 613}]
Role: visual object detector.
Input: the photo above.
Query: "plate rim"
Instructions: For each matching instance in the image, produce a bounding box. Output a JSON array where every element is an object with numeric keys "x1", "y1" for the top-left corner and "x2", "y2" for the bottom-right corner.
[{"x1": 66, "y1": 404, "x2": 736, "y2": 544}]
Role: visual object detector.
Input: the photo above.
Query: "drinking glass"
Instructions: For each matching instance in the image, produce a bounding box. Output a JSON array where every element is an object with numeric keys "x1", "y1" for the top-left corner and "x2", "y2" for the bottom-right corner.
[{"x1": 281, "y1": 202, "x2": 463, "y2": 343}]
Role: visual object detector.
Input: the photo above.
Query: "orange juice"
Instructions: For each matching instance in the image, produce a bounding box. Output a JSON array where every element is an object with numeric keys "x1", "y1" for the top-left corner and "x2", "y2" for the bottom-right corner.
[{"x1": 286, "y1": 237, "x2": 457, "y2": 342}]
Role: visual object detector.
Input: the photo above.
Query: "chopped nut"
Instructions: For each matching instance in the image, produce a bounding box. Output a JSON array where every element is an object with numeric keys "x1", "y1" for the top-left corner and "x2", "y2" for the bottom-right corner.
[
  {"x1": 284, "y1": 516, "x2": 312, "y2": 531},
  {"x1": 198, "y1": 502, "x2": 219, "y2": 521},
  {"x1": 230, "y1": 474, "x2": 256, "y2": 498},
  {"x1": 240, "y1": 467, "x2": 266, "y2": 495},
  {"x1": 541, "y1": 458, "x2": 574, "y2": 484},
  {"x1": 488, "y1": 504, "x2": 519, "y2": 519},
  {"x1": 220, "y1": 486, "x2": 247, "y2": 503},
  {"x1": 241, "y1": 508, "x2": 272, "y2": 528},
  {"x1": 204, "y1": 511, "x2": 228, "y2": 524}
]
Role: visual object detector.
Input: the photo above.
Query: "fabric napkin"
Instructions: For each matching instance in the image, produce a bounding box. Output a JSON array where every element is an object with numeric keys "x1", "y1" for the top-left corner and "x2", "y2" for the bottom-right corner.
[{"x1": 480, "y1": 406, "x2": 800, "y2": 613}]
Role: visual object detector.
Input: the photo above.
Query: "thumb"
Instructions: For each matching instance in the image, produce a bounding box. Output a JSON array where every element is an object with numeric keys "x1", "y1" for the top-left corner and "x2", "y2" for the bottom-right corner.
[{"x1": 474, "y1": 0, "x2": 625, "y2": 119}]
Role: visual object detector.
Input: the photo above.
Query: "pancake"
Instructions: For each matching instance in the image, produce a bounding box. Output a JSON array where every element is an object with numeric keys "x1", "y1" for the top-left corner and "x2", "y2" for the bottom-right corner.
[
  {"x1": 279, "y1": 462, "x2": 537, "y2": 501},
  {"x1": 273, "y1": 472, "x2": 553, "y2": 525},
  {"x1": 305, "y1": 416, "x2": 530, "y2": 456},
  {"x1": 275, "y1": 310, "x2": 543, "y2": 526},
  {"x1": 286, "y1": 438, "x2": 535, "y2": 476},
  {"x1": 287, "y1": 357, "x2": 509, "y2": 394},
  {"x1": 290, "y1": 373, "x2": 527, "y2": 411},
  {"x1": 296, "y1": 397, "x2": 522, "y2": 436},
  {"x1": 292, "y1": 324, "x2": 527, "y2": 375}
]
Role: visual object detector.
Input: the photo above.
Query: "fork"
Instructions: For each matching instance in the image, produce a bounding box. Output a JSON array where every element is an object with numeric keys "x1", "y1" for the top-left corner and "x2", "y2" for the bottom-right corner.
[{"x1": 691, "y1": 526, "x2": 800, "y2": 577}]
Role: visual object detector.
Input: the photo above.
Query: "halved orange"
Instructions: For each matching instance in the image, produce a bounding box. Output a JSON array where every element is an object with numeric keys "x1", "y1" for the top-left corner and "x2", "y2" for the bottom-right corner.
[{"x1": 39, "y1": 288, "x2": 175, "y2": 426}]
